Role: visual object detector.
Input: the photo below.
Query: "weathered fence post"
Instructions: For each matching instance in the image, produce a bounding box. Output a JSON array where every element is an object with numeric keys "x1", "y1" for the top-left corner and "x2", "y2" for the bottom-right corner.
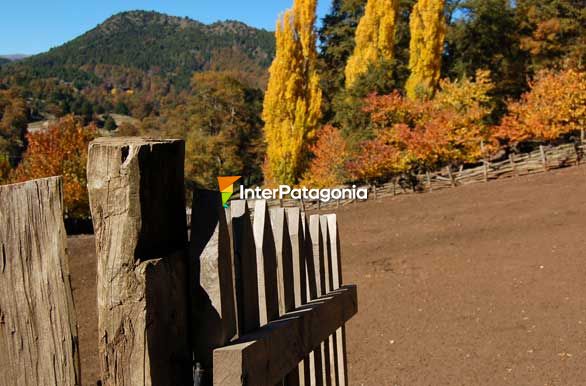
[
  {"x1": 540, "y1": 145, "x2": 548, "y2": 171},
  {"x1": 320, "y1": 216, "x2": 339, "y2": 385},
  {"x1": 190, "y1": 190, "x2": 237, "y2": 384},
  {"x1": 87, "y1": 138, "x2": 191, "y2": 385},
  {"x1": 229, "y1": 200, "x2": 260, "y2": 337},
  {"x1": 310, "y1": 215, "x2": 332, "y2": 386},
  {"x1": 483, "y1": 160, "x2": 489, "y2": 182},
  {"x1": 302, "y1": 213, "x2": 324, "y2": 386},
  {"x1": 0, "y1": 177, "x2": 80, "y2": 386},
  {"x1": 426, "y1": 171, "x2": 433, "y2": 192},
  {"x1": 270, "y1": 208, "x2": 301, "y2": 385},
  {"x1": 326, "y1": 214, "x2": 349, "y2": 386},
  {"x1": 270, "y1": 208, "x2": 296, "y2": 317},
  {"x1": 509, "y1": 154, "x2": 518, "y2": 176},
  {"x1": 253, "y1": 201, "x2": 280, "y2": 326},
  {"x1": 446, "y1": 166, "x2": 456, "y2": 188},
  {"x1": 286, "y1": 208, "x2": 310, "y2": 385}
]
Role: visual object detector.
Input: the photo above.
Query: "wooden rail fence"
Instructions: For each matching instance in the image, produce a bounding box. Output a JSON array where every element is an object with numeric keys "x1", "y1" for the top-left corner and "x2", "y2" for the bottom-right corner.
[
  {"x1": 1, "y1": 137, "x2": 357, "y2": 386},
  {"x1": 86, "y1": 137, "x2": 357, "y2": 386},
  {"x1": 252, "y1": 142, "x2": 584, "y2": 212}
]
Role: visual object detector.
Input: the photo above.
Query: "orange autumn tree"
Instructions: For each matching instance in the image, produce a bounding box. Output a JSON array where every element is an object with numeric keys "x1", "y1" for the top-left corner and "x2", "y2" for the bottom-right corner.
[
  {"x1": 12, "y1": 115, "x2": 97, "y2": 219},
  {"x1": 346, "y1": 130, "x2": 406, "y2": 184},
  {"x1": 301, "y1": 125, "x2": 348, "y2": 188},
  {"x1": 350, "y1": 71, "x2": 495, "y2": 183},
  {"x1": 495, "y1": 68, "x2": 586, "y2": 146}
]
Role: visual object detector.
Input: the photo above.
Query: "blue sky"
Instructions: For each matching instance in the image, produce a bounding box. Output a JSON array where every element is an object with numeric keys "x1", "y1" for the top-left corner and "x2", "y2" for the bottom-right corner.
[{"x1": 0, "y1": 0, "x2": 333, "y2": 55}]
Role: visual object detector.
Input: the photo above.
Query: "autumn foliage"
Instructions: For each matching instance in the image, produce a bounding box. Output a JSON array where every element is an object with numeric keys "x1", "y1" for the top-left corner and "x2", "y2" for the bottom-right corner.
[
  {"x1": 495, "y1": 69, "x2": 586, "y2": 145},
  {"x1": 406, "y1": 0, "x2": 447, "y2": 99},
  {"x1": 301, "y1": 125, "x2": 348, "y2": 188},
  {"x1": 344, "y1": 0, "x2": 400, "y2": 89},
  {"x1": 262, "y1": 0, "x2": 323, "y2": 185},
  {"x1": 348, "y1": 70, "x2": 494, "y2": 182},
  {"x1": 346, "y1": 129, "x2": 405, "y2": 184},
  {"x1": 11, "y1": 115, "x2": 97, "y2": 219}
]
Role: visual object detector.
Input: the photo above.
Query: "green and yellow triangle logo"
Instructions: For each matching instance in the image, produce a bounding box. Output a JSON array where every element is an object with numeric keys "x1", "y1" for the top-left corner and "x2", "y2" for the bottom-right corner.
[{"x1": 217, "y1": 176, "x2": 241, "y2": 208}]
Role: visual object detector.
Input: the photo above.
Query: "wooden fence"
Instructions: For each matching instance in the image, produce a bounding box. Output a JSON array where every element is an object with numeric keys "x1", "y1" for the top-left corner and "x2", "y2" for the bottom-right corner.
[
  {"x1": 254, "y1": 142, "x2": 584, "y2": 212},
  {"x1": 86, "y1": 137, "x2": 357, "y2": 386},
  {"x1": 0, "y1": 177, "x2": 80, "y2": 386}
]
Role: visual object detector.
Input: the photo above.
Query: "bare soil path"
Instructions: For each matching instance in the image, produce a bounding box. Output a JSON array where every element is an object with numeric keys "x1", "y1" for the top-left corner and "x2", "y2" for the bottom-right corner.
[
  {"x1": 68, "y1": 165, "x2": 586, "y2": 385},
  {"x1": 339, "y1": 165, "x2": 586, "y2": 386}
]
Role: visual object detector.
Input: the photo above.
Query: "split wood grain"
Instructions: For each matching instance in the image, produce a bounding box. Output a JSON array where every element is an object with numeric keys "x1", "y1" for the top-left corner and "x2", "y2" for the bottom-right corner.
[
  {"x1": 285, "y1": 208, "x2": 310, "y2": 386},
  {"x1": 213, "y1": 286, "x2": 357, "y2": 386},
  {"x1": 0, "y1": 177, "x2": 80, "y2": 386},
  {"x1": 230, "y1": 200, "x2": 260, "y2": 337},
  {"x1": 326, "y1": 215, "x2": 348, "y2": 386},
  {"x1": 190, "y1": 190, "x2": 237, "y2": 383},
  {"x1": 87, "y1": 137, "x2": 191, "y2": 386}
]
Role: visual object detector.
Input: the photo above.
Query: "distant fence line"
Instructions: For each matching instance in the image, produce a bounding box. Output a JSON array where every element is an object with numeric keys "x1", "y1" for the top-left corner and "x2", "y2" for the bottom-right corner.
[{"x1": 237, "y1": 141, "x2": 584, "y2": 213}]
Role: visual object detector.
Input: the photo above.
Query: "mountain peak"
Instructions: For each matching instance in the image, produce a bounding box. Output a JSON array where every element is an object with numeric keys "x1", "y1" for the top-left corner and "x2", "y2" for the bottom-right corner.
[
  {"x1": 93, "y1": 10, "x2": 199, "y2": 36},
  {"x1": 0, "y1": 10, "x2": 275, "y2": 89}
]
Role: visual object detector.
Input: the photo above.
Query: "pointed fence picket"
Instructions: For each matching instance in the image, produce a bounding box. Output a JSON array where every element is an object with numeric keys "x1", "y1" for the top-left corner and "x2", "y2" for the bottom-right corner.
[{"x1": 211, "y1": 202, "x2": 356, "y2": 386}]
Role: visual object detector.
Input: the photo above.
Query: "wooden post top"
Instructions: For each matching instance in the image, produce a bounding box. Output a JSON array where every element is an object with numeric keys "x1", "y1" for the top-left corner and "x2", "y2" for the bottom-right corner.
[{"x1": 90, "y1": 137, "x2": 183, "y2": 146}]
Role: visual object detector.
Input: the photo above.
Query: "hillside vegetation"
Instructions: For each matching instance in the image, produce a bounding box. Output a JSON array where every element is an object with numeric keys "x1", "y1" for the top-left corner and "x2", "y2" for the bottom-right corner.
[
  {"x1": 1, "y1": 11, "x2": 275, "y2": 89},
  {"x1": 1, "y1": 1, "x2": 584, "y2": 220}
]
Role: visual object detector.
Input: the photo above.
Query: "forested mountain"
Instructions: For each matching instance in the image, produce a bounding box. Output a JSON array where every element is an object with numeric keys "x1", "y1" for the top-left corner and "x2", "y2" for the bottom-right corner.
[
  {"x1": 0, "y1": 10, "x2": 275, "y2": 89},
  {"x1": 0, "y1": 10, "x2": 275, "y2": 188}
]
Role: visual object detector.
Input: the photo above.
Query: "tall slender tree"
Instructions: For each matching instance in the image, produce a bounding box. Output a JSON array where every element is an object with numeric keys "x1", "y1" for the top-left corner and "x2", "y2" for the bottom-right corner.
[
  {"x1": 262, "y1": 0, "x2": 323, "y2": 185},
  {"x1": 406, "y1": 0, "x2": 447, "y2": 99},
  {"x1": 318, "y1": 0, "x2": 367, "y2": 121},
  {"x1": 344, "y1": 0, "x2": 401, "y2": 89}
]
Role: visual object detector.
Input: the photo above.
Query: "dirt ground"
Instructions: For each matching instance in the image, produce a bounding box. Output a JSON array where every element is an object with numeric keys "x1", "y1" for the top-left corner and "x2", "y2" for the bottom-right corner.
[{"x1": 68, "y1": 165, "x2": 586, "y2": 385}]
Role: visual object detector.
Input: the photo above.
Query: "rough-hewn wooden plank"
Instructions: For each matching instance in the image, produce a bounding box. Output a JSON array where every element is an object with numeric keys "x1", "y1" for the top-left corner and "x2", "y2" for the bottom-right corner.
[
  {"x1": 309, "y1": 216, "x2": 325, "y2": 297},
  {"x1": 285, "y1": 208, "x2": 310, "y2": 386},
  {"x1": 87, "y1": 137, "x2": 191, "y2": 386},
  {"x1": 213, "y1": 285, "x2": 357, "y2": 386},
  {"x1": 302, "y1": 213, "x2": 323, "y2": 386},
  {"x1": 269, "y1": 208, "x2": 296, "y2": 315},
  {"x1": 309, "y1": 215, "x2": 331, "y2": 386},
  {"x1": 230, "y1": 200, "x2": 260, "y2": 336},
  {"x1": 326, "y1": 215, "x2": 348, "y2": 386},
  {"x1": 253, "y1": 200, "x2": 280, "y2": 326},
  {"x1": 270, "y1": 208, "x2": 300, "y2": 386},
  {"x1": 316, "y1": 216, "x2": 333, "y2": 386},
  {"x1": 0, "y1": 177, "x2": 80, "y2": 386},
  {"x1": 285, "y1": 208, "x2": 307, "y2": 308},
  {"x1": 190, "y1": 190, "x2": 237, "y2": 383},
  {"x1": 320, "y1": 216, "x2": 339, "y2": 386},
  {"x1": 540, "y1": 145, "x2": 548, "y2": 171}
]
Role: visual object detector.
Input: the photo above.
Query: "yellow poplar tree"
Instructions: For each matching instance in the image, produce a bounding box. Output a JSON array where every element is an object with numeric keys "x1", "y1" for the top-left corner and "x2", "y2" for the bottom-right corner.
[
  {"x1": 406, "y1": 0, "x2": 447, "y2": 99},
  {"x1": 344, "y1": 0, "x2": 400, "y2": 89},
  {"x1": 262, "y1": 0, "x2": 323, "y2": 185}
]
